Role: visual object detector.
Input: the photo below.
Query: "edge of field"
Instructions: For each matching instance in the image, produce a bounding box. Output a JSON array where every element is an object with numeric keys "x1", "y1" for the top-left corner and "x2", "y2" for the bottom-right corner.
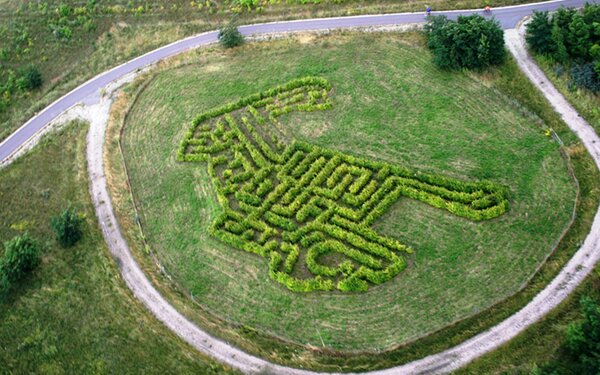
[{"x1": 102, "y1": 31, "x2": 599, "y2": 373}]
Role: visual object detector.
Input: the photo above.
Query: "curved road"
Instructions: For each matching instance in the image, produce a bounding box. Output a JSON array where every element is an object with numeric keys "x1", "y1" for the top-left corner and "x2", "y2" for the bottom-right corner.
[
  {"x1": 3, "y1": 0, "x2": 600, "y2": 374},
  {"x1": 0, "y1": 0, "x2": 595, "y2": 162}
]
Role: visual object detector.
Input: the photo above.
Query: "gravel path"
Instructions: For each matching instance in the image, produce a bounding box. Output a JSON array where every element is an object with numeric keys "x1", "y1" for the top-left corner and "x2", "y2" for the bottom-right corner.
[
  {"x1": 4, "y1": 1, "x2": 600, "y2": 374},
  {"x1": 85, "y1": 23, "x2": 600, "y2": 375}
]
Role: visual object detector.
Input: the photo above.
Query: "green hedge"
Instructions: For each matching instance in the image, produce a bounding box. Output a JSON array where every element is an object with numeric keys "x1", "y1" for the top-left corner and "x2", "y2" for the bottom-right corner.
[{"x1": 179, "y1": 77, "x2": 509, "y2": 293}]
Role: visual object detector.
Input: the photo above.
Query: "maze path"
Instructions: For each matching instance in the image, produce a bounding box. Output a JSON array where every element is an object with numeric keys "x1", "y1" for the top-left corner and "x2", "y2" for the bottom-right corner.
[{"x1": 178, "y1": 77, "x2": 509, "y2": 292}]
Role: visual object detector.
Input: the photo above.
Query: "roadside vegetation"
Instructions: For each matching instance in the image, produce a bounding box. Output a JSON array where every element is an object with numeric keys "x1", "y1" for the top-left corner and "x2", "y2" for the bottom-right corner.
[
  {"x1": 425, "y1": 14, "x2": 506, "y2": 69},
  {"x1": 526, "y1": 5, "x2": 600, "y2": 137},
  {"x1": 455, "y1": 5, "x2": 600, "y2": 374},
  {"x1": 0, "y1": 0, "x2": 547, "y2": 141},
  {"x1": 102, "y1": 31, "x2": 591, "y2": 371},
  {"x1": 218, "y1": 22, "x2": 245, "y2": 48},
  {"x1": 0, "y1": 122, "x2": 234, "y2": 374},
  {"x1": 526, "y1": 4, "x2": 600, "y2": 94}
]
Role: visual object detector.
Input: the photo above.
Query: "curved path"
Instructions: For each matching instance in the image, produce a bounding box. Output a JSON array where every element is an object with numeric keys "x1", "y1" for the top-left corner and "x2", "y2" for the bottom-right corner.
[{"x1": 2, "y1": 1, "x2": 600, "y2": 374}]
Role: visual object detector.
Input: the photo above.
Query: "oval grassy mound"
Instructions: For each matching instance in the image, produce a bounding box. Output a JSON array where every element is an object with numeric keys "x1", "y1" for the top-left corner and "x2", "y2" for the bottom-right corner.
[{"x1": 121, "y1": 33, "x2": 577, "y2": 351}]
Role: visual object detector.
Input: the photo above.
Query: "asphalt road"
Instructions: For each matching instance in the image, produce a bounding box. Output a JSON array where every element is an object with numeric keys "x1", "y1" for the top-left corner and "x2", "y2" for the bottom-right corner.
[{"x1": 0, "y1": 0, "x2": 597, "y2": 163}]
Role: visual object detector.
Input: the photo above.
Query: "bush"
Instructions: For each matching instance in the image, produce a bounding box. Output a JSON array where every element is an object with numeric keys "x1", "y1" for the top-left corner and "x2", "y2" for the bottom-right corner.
[
  {"x1": 425, "y1": 15, "x2": 505, "y2": 70},
  {"x1": 569, "y1": 62, "x2": 600, "y2": 93},
  {"x1": 218, "y1": 23, "x2": 244, "y2": 49},
  {"x1": 17, "y1": 65, "x2": 43, "y2": 91},
  {"x1": 526, "y1": 4, "x2": 600, "y2": 92},
  {"x1": 51, "y1": 207, "x2": 84, "y2": 247},
  {"x1": 565, "y1": 296, "x2": 600, "y2": 373},
  {"x1": 0, "y1": 233, "x2": 41, "y2": 302}
]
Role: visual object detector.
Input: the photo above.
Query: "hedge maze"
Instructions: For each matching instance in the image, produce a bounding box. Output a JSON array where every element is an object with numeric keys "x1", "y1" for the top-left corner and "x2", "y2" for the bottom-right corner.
[{"x1": 177, "y1": 77, "x2": 509, "y2": 292}]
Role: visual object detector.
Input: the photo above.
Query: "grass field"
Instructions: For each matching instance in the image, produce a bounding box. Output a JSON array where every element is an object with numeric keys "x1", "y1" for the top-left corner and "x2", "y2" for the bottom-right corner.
[
  {"x1": 0, "y1": 122, "x2": 234, "y2": 374},
  {"x1": 457, "y1": 142, "x2": 600, "y2": 375},
  {"x1": 455, "y1": 54, "x2": 600, "y2": 375},
  {"x1": 119, "y1": 32, "x2": 577, "y2": 353}
]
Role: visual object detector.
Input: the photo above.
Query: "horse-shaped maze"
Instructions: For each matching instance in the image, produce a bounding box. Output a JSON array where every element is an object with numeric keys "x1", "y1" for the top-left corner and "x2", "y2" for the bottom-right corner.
[{"x1": 178, "y1": 77, "x2": 509, "y2": 292}]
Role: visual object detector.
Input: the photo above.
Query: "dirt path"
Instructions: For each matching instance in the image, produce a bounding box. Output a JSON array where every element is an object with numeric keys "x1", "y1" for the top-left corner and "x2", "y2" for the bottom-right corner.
[
  {"x1": 390, "y1": 24, "x2": 600, "y2": 374},
  {"x1": 80, "y1": 24, "x2": 600, "y2": 375}
]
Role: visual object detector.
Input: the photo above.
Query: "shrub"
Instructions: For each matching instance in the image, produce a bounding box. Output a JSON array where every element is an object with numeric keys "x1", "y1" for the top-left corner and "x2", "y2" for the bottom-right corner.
[
  {"x1": 218, "y1": 23, "x2": 244, "y2": 49},
  {"x1": 51, "y1": 207, "x2": 84, "y2": 247},
  {"x1": 0, "y1": 233, "x2": 41, "y2": 302},
  {"x1": 425, "y1": 15, "x2": 505, "y2": 70},
  {"x1": 570, "y1": 62, "x2": 600, "y2": 93},
  {"x1": 565, "y1": 296, "x2": 600, "y2": 373},
  {"x1": 17, "y1": 65, "x2": 43, "y2": 91}
]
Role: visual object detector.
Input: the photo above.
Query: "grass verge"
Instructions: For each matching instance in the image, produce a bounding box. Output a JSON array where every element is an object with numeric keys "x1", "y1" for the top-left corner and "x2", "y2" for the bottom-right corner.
[
  {"x1": 534, "y1": 56, "x2": 600, "y2": 133},
  {"x1": 0, "y1": 122, "x2": 235, "y2": 374}
]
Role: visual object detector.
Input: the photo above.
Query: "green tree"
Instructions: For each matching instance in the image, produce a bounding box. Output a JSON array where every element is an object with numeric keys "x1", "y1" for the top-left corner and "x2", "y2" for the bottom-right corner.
[
  {"x1": 566, "y1": 296, "x2": 600, "y2": 374},
  {"x1": 218, "y1": 23, "x2": 244, "y2": 49},
  {"x1": 582, "y1": 3, "x2": 600, "y2": 33},
  {"x1": 551, "y1": 23, "x2": 569, "y2": 63},
  {"x1": 51, "y1": 207, "x2": 83, "y2": 247},
  {"x1": 590, "y1": 43, "x2": 600, "y2": 75},
  {"x1": 568, "y1": 14, "x2": 591, "y2": 59},
  {"x1": 425, "y1": 15, "x2": 505, "y2": 70},
  {"x1": 0, "y1": 233, "x2": 40, "y2": 301},
  {"x1": 526, "y1": 11, "x2": 555, "y2": 55},
  {"x1": 553, "y1": 7, "x2": 577, "y2": 52}
]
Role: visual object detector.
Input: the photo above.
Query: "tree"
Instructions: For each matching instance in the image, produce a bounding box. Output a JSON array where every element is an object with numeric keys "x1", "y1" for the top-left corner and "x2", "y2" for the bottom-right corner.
[
  {"x1": 551, "y1": 23, "x2": 569, "y2": 63},
  {"x1": 567, "y1": 14, "x2": 591, "y2": 59},
  {"x1": 218, "y1": 23, "x2": 244, "y2": 49},
  {"x1": 425, "y1": 15, "x2": 505, "y2": 70},
  {"x1": 553, "y1": 7, "x2": 577, "y2": 52},
  {"x1": 51, "y1": 207, "x2": 83, "y2": 247},
  {"x1": 582, "y1": 3, "x2": 600, "y2": 33},
  {"x1": 566, "y1": 296, "x2": 600, "y2": 374},
  {"x1": 0, "y1": 233, "x2": 40, "y2": 301},
  {"x1": 590, "y1": 43, "x2": 600, "y2": 75},
  {"x1": 425, "y1": 16, "x2": 453, "y2": 69},
  {"x1": 526, "y1": 11, "x2": 555, "y2": 55}
]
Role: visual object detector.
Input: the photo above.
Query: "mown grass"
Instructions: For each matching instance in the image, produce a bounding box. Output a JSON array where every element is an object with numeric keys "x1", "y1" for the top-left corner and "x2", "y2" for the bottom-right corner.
[
  {"x1": 118, "y1": 30, "x2": 576, "y2": 365},
  {"x1": 453, "y1": 54, "x2": 600, "y2": 375},
  {"x1": 0, "y1": 122, "x2": 235, "y2": 374},
  {"x1": 0, "y1": 0, "x2": 546, "y2": 142},
  {"x1": 457, "y1": 143, "x2": 600, "y2": 374}
]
